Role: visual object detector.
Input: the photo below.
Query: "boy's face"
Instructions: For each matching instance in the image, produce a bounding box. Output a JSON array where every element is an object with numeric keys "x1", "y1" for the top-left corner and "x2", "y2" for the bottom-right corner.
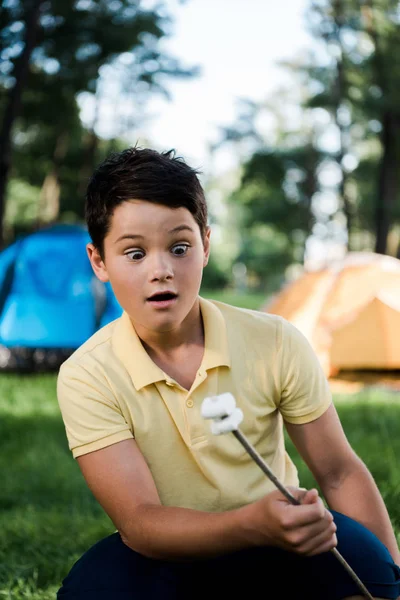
[{"x1": 87, "y1": 200, "x2": 210, "y2": 334}]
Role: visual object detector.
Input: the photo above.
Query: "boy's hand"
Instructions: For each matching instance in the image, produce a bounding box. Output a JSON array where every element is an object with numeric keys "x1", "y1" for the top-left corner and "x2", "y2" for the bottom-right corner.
[{"x1": 246, "y1": 486, "x2": 337, "y2": 556}]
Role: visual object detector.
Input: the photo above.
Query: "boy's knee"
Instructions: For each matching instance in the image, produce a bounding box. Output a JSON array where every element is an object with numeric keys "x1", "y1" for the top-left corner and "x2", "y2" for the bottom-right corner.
[
  {"x1": 331, "y1": 511, "x2": 400, "y2": 600},
  {"x1": 333, "y1": 511, "x2": 395, "y2": 569}
]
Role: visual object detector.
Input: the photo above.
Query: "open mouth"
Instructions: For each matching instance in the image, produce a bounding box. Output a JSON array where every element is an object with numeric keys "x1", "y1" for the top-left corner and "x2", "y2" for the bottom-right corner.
[{"x1": 147, "y1": 292, "x2": 178, "y2": 307}]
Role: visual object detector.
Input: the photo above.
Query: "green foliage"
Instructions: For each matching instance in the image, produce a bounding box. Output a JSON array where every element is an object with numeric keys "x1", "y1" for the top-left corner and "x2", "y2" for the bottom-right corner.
[
  {"x1": 201, "y1": 289, "x2": 268, "y2": 310},
  {"x1": 201, "y1": 254, "x2": 230, "y2": 290},
  {"x1": 1, "y1": 0, "x2": 197, "y2": 238},
  {"x1": 219, "y1": 0, "x2": 400, "y2": 266},
  {"x1": 239, "y1": 149, "x2": 316, "y2": 232},
  {"x1": 227, "y1": 145, "x2": 319, "y2": 284},
  {"x1": 236, "y1": 224, "x2": 293, "y2": 285},
  {"x1": 4, "y1": 178, "x2": 41, "y2": 230},
  {"x1": 0, "y1": 374, "x2": 114, "y2": 597},
  {"x1": 303, "y1": 0, "x2": 400, "y2": 246},
  {"x1": 286, "y1": 391, "x2": 400, "y2": 534}
]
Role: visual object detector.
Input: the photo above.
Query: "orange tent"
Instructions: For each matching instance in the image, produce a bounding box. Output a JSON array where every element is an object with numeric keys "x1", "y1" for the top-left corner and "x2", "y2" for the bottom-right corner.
[{"x1": 263, "y1": 252, "x2": 400, "y2": 376}]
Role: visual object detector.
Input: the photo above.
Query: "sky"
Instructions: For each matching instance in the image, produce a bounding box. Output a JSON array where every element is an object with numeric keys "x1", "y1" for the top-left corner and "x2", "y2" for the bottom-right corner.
[
  {"x1": 81, "y1": 0, "x2": 347, "y2": 268},
  {"x1": 140, "y1": 0, "x2": 312, "y2": 172},
  {"x1": 86, "y1": 0, "x2": 312, "y2": 176}
]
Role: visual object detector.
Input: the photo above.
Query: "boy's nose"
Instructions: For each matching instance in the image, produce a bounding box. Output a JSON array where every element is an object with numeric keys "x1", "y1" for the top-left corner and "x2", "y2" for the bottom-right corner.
[{"x1": 150, "y1": 255, "x2": 174, "y2": 281}]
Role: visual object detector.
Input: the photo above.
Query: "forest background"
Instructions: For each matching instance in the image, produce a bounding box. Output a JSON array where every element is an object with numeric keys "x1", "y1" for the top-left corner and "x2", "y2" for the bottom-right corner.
[{"x1": 1, "y1": 0, "x2": 400, "y2": 294}]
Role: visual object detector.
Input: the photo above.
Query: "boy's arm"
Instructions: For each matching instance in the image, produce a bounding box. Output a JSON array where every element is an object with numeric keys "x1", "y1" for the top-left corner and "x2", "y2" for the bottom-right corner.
[
  {"x1": 77, "y1": 438, "x2": 336, "y2": 560},
  {"x1": 285, "y1": 403, "x2": 400, "y2": 565},
  {"x1": 77, "y1": 438, "x2": 245, "y2": 559}
]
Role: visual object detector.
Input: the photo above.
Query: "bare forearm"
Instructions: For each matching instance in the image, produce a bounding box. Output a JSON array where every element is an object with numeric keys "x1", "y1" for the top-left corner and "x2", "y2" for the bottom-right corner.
[
  {"x1": 120, "y1": 503, "x2": 255, "y2": 560},
  {"x1": 320, "y1": 460, "x2": 400, "y2": 564}
]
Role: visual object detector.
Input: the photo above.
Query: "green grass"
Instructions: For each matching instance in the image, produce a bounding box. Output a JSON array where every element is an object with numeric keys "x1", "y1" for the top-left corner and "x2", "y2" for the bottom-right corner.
[
  {"x1": 286, "y1": 390, "x2": 400, "y2": 531},
  {"x1": 201, "y1": 289, "x2": 268, "y2": 311},
  {"x1": 1, "y1": 374, "x2": 399, "y2": 598},
  {"x1": 0, "y1": 375, "x2": 114, "y2": 599}
]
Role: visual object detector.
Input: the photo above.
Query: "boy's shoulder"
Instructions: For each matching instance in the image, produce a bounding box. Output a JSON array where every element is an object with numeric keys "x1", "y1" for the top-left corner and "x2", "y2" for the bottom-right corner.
[
  {"x1": 205, "y1": 297, "x2": 301, "y2": 352},
  {"x1": 207, "y1": 297, "x2": 285, "y2": 330},
  {"x1": 59, "y1": 316, "x2": 120, "y2": 372}
]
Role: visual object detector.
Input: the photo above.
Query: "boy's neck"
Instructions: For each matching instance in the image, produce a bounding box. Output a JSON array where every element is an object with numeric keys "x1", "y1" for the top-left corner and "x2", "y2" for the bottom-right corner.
[{"x1": 133, "y1": 299, "x2": 205, "y2": 359}]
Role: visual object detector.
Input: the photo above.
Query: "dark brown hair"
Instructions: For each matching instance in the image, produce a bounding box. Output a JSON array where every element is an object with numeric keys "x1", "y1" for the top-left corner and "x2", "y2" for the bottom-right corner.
[{"x1": 85, "y1": 146, "x2": 208, "y2": 258}]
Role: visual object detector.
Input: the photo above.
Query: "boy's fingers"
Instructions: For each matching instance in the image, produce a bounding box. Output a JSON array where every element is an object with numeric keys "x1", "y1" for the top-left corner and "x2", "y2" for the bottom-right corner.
[
  {"x1": 285, "y1": 486, "x2": 318, "y2": 504},
  {"x1": 302, "y1": 488, "x2": 319, "y2": 504},
  {"x1": 277, "y1": 487, "x2": 331, "y2": 527},
  {"x1": 283, "y1": 502, "x2": 329, "y2": 528}
]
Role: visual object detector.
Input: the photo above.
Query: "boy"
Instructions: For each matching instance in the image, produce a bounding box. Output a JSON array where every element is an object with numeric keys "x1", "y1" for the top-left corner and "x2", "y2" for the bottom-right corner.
[{"x1": 57, "y1": 146, "x2": 400, "y2": 599}]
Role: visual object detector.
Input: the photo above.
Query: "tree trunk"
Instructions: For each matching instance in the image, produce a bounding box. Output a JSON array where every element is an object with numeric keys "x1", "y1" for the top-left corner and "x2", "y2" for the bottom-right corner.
[
  {"x1": 38, "y1": 130, "x2": 69, "y2": 223},
  {"x1": 78, "y1": 89, "x2": 101, "y2": 200},
  {"x1": 361, "y1": 1, "x2": 400, "y2": 255},
  {"x1": 374, "y1": 112, "x2": 400, "y2": 254},
  {"x1": 0, "y1": 0, "x2": 43, "y2": 248},
  {"x1": 335, "y1": 60, "x2": 353, "y2": 251},
  {"x1": 78, "y1": 131, "x2": 99, "y2": 199},
  {"x1": 333, "y1": 0, "x2": 352, "y2": 250}
]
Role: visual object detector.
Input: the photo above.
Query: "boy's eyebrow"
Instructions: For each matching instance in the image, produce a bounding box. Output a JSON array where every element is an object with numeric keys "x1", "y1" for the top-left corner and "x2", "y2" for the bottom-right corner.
[
  {"x1": 168, "y1": 225, "x2": 195, "y2": 234},
  {"x1": 115, "y1": 234, "x2": 144, "y2": 243},
  {"x1": 115, "y1": 225, "x2": 195, "y2": 244}
]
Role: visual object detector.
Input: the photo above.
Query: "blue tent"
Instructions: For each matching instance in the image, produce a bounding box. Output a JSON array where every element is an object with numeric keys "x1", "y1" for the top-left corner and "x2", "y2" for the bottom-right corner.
[{"x1": 0, "y1": 223, "x2": 122, "y2": 371}]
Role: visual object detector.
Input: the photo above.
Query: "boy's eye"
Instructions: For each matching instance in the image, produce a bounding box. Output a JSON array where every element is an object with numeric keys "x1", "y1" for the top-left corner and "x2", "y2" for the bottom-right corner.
[
  {"x1": 171, "y1": 244, "x2": 189, "y2": 256},
  {"x1": 126, "y1": 249, "x2": 145, "y2": 261}
]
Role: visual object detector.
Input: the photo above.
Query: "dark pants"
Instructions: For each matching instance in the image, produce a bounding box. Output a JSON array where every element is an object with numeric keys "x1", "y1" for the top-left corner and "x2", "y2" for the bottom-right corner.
[{"x1": 57, "y1": 511, "x2": 400, "y2": 599}]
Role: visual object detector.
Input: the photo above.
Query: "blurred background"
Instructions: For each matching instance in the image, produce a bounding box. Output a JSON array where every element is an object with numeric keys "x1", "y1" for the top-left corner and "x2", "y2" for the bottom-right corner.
[
  {"x1": 2, "y1": 0, "x2": 400, "y2": 269},
  {"x1": 1, "y1": 0, "x2": 400, "y2": 375},
  {"x1": 1, "y1": 0, "x2": 400, "y2": 382},
  {"x1": 1, "y1": 1, "x2": 400, "y2": 597}
]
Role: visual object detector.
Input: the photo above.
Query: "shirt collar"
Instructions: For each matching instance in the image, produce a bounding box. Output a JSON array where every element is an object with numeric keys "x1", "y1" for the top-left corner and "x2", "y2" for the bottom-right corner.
[
  {"x1": 111, "y1": 296, "x2": 231, "y2": 391},
  {"x1": 198, "y1": 296, "x2": 231, "y2": 371}
]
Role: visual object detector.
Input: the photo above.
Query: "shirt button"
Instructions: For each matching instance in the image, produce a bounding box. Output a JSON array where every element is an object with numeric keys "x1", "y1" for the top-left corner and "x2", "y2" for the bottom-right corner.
[
  {"x1": 166, "y1": 380, "x2": 174, "y2": 387},
  {"x1": 186, "y1": 399, "x2": 194, "y2": 408}
]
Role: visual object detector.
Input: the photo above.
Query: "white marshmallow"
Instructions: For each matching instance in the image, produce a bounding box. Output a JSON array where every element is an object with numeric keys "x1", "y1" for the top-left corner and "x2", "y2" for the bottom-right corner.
[
  {"x1": 201, "y1": 393, "x2": 243, "y2": 434},
  {"x1": 210, "y1": 408, "x2": 244, "y2": 435},
  {"x1": 201, "y1": 393, "x2": 237, "y2": 419}
]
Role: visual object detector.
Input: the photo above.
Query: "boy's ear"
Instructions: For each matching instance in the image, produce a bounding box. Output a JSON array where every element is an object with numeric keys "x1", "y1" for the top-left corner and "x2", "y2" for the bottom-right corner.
[
  {"x1": 203, "y1": 227, "x2": 211, "y2": 267},
  {"x1": 86, "y1": 243, "x2": 109, "y2": 283}
]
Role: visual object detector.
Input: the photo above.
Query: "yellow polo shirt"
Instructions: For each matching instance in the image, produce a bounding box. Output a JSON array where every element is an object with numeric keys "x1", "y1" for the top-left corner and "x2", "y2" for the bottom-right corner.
[{"x1": 57, "y1": 297, "x2": 332, "y2": 512}]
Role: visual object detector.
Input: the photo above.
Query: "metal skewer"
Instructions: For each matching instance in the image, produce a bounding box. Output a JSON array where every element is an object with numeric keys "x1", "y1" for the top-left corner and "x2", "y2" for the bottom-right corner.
[{"x1": 201, "y1": 393, "x2": 374, "y2": 600}]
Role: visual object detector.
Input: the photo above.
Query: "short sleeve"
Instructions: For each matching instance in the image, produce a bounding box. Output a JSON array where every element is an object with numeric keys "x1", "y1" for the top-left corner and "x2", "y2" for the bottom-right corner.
[
  {"x1": 277, "y1": 318, "x2": 332, "y2": 424},
  {"x1": 57, "y1": 361, "x2": 133, "y2": 458}
]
